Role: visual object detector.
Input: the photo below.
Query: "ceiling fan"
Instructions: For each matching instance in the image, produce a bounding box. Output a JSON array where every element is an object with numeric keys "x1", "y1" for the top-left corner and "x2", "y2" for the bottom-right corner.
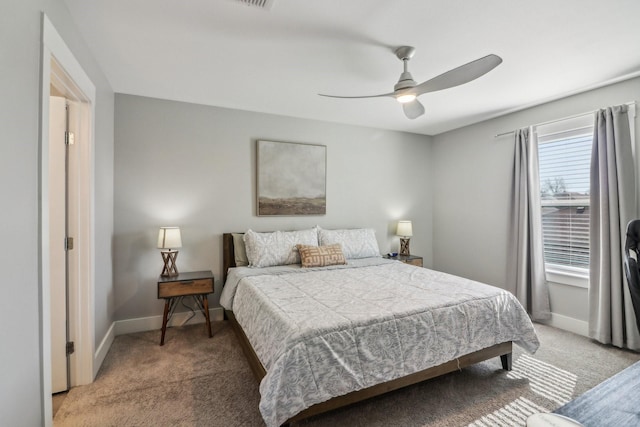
[{"x1": 319, "y1": 46, "x2": 502, "y2": 120}]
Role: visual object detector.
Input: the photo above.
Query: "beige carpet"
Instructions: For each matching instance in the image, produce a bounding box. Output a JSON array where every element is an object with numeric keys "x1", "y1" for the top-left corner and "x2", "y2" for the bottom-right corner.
[{"x1": 53, "y1": 321, "x2": 640, "y2": 427}]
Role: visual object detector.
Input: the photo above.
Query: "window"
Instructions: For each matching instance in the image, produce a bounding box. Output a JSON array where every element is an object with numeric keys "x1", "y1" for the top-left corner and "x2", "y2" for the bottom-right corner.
[{"x1": 535, "y1": 114, "x2": 594, "y2": 280}]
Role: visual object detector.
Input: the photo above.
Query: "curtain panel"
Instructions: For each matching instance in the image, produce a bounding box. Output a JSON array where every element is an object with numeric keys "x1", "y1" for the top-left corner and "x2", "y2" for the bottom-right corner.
[
  {"x1": 508, "y1": 127, "x2": 551, "y2": 320},
  {"x1": 589, "y1": 104, "x2": 639, "y2": 350}
]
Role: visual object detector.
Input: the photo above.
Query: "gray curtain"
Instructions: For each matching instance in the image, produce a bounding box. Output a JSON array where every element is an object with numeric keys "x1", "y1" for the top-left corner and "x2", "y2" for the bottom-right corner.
[
  {"x1": 508, "y1": 127, "x2": 551, "y2": 320},
  {"x1": 589, "y1": 105, "x2": 639, "y2": 350}
]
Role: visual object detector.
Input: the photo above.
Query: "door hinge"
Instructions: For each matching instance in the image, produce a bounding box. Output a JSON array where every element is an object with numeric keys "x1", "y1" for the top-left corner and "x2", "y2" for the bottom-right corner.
[
  {"x1": 65, "y1": 131, "x2": 75, "y2": 145},
  {"x1": 65, "y1": 237, "x2": 74, "y2": 251},
  {"x1": 66, "y1": 341, "x2": 75, "y2": 355}
]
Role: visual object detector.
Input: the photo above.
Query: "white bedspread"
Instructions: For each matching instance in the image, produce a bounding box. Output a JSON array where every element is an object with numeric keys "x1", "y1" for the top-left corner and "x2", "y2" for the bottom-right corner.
[{"x1": 221, "y1": 259, "x2": 539, "y2": 427}]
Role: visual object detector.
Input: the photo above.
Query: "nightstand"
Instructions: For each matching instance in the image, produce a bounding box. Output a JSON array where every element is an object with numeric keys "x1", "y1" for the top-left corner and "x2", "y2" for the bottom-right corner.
[
  {"x1": 157, "y1": 270, "x2": 214, "y2": 346},
  {"x1": 384, "y1": 254, "x2": 423, "y2": 267}
]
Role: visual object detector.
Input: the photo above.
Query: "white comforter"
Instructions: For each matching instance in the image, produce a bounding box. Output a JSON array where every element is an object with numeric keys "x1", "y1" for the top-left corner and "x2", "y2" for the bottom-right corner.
[{"x1": 220, "y1": 259, "x2": 539, "y2": 427}]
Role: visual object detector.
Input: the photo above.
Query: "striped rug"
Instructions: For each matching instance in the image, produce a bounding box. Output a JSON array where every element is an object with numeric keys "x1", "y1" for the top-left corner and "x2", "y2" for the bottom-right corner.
[{"x1": 469, "y1": 354, "x2": 578, "y2": 426}]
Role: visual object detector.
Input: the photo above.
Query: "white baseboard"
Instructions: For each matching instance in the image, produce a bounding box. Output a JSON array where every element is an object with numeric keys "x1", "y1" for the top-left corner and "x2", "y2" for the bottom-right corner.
[
  {"x1": 538, "y1": 312, "x2": 589, "y2": 337},
  {"x1": 90, "y1": 308, "x2": 224, "y2": 378},
  {"x1": 94, "y1": 321, "x2": 115, "y2": 378},
  {"x1": 114, "y1": 307, "x2": 224, "y2": 336}
]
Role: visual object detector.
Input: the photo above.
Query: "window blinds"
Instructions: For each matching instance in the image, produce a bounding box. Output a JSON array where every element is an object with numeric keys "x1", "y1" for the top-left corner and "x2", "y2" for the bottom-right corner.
[{"x1": 537, "y1": 126, "x2": 593, "y2": 269}]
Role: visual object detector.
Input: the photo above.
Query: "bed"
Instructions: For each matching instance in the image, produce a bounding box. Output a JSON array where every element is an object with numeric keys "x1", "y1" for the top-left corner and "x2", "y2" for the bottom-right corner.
[{"x1": 220, "y1": 229, "x2": 539, "y2": 427}]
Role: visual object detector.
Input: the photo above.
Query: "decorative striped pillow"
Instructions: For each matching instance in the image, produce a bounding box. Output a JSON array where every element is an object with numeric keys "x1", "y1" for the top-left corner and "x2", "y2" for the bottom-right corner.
[{"x1": 297, "y1": 244, "x2": 346, "y2": 268}]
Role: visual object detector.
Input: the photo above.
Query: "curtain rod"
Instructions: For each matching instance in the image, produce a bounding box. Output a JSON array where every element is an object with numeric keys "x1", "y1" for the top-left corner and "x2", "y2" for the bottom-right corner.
[{"x1": 494, "y1": 101, "x2": 636, "y2": 139}]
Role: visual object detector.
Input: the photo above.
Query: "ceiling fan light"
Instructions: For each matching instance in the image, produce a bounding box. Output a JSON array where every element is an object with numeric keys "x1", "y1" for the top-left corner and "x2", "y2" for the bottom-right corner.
[{"x1": 397, "y1": 94, "x2": 416, "y2": 104}]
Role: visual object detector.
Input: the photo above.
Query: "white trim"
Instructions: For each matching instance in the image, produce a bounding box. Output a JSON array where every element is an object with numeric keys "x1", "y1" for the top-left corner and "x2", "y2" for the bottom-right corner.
[
  {"x1": 545, "y1": 265, "x2": 589, "y2": 289},
  {"x1": 114, "y1": 307, "x2": 224, "y2": 336},
  {"x1": 41, "y1": 14, "x2": 96, "y2": 427},
  {"x1": 94, "y1": 322, "x2": 115, "y2": 378},
  {"x1": 43, "y1": 19, "x2": 95, "y2": 100},
  {"x1": 536, "y1": 124, "x2": 594, "y2": 141},
  {"x1": 537, "y1": 313, "x2": 589, "y2": 337},
  {"x1": 40, "y1": 38, "x2": 54, "y2": 427}
]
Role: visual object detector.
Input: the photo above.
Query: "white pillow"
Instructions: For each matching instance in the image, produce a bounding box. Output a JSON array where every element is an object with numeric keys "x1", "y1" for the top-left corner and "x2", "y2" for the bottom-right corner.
[
  {"x1": 318, "y1": 227, "x2": 380, "y2": 259},
  {"x1": 244, "y1": 228, "x2": 319, "y2": 268}
]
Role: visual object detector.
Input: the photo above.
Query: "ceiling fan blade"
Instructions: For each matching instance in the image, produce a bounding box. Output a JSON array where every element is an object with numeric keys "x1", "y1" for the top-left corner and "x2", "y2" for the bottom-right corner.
[
  {"x1": 318, "y1": 92, "x2": 395, "y2": 99},
  {"x1": 402, "y1": 99, "x2": 425, "y2": 119},
  {"x1": 413, "y1": 54, "x2": 502, "y2": 96}
]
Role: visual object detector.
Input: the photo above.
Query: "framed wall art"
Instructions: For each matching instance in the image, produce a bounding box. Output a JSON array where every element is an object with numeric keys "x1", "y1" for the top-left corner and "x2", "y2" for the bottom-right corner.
[{"x1": 257, "y1": 140, "x2": 326, "y2": 216}]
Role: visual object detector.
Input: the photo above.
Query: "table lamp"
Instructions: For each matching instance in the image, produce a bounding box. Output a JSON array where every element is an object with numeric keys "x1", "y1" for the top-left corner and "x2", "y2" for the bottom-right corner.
[
  {"x1": 396, "y1": 220, "x2": 413, "y2": 256},
  {"x1": 157, "y1": 226, "x2": 182, "y2": 277}
]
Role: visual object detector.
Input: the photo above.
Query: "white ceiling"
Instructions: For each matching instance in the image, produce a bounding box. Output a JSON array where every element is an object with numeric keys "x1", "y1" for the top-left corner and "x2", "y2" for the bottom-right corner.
[{"x1": 63, "y1": 0, "x2": 640, "y2": 136}]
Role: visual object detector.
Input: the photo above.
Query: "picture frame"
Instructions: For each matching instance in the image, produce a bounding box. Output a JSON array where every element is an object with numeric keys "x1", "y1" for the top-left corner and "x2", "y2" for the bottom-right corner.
[{"x1": 257, "y1": 140, "x2": 326, "y2": 216}]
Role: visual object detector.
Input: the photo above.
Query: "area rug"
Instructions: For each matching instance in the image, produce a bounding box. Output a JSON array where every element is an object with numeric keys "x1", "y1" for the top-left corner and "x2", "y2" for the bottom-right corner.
[{"x1": 555, "y1": 360, "x2": 640, "y2": 426}]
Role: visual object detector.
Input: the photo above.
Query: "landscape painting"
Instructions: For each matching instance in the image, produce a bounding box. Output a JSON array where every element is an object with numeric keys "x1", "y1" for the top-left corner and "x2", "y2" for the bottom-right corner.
[{"x1": 257, "y1": 140, "x2": 326, "y2": 216}]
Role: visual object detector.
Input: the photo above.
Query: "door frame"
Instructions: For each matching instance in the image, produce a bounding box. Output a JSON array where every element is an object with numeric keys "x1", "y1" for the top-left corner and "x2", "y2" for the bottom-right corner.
[{"x1": 40, "y1": 14, "x2": 96, "y2": 425}]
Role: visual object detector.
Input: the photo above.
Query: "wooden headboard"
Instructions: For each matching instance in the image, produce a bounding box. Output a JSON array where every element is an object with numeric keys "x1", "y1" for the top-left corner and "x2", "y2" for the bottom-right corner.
[{"x1": 222, "y1": 233, "x2": 239, "y2": 283}]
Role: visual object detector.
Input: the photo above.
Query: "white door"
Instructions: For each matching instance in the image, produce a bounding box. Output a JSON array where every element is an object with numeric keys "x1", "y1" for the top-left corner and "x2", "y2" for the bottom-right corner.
[
  {"x1": 43, "y1": 23, "x2": 97, "y2": 423},
  {"x1": 49, "y1": 96, "x2": 69, "y2": 393}
]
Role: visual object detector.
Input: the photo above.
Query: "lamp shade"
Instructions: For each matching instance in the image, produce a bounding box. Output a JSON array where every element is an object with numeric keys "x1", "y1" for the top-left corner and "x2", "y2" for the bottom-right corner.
[
  {"x1": 396, "y1": 220, "x2": 413, "y2": 237},
  {"x1": 157, "y1": 227, "x2": 182, "y2": 249}
]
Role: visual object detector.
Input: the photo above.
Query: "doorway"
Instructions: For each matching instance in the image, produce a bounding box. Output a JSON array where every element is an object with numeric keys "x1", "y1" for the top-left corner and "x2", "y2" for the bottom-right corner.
[{"x1": 41, "y1": 14, "x2": 96, "y2": 426}]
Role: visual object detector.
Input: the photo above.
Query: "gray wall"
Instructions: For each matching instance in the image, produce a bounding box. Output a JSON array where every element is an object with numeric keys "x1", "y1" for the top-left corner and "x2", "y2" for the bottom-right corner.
[
  {"x1": 114, "y1": 94, "x2": 433, "y2": 321},
  {"x1": 432, "y1": 77, "x2": 640, "y2": 325},
  {"x1": 0, "y1": 1, "x2": 114, "y2": 425}
]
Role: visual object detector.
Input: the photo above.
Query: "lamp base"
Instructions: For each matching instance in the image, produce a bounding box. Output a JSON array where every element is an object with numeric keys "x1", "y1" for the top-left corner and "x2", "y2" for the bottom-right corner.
[
  {"x1": 160, "y1": 250, "x2": 179, "y2": 277},
  {"x1": 400, "y1": 238, "x2": 411, "y2": 256}
]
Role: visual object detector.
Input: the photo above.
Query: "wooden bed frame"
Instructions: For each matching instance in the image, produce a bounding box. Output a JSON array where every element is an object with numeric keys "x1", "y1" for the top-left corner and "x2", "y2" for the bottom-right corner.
[{"x1": 222, "y1": 233, "x2": 512, "y2": 426}]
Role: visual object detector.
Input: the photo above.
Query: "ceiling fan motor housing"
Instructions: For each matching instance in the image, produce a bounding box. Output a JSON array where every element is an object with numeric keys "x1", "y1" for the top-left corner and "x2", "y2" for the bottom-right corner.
[{"x1": 394, "y1": 71, "x2": 416, "y2": 91}]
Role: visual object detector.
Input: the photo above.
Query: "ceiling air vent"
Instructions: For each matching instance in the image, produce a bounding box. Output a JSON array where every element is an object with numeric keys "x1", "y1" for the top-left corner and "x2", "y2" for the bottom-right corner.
[{"x1": 234, "y1": 0, "x2": 276, "y2": 10}]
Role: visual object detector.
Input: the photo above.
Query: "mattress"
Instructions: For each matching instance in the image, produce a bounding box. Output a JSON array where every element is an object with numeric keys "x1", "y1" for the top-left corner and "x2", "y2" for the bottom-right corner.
[{"x1": 220, "y1": 258, "x2": 539, "y2": 426}]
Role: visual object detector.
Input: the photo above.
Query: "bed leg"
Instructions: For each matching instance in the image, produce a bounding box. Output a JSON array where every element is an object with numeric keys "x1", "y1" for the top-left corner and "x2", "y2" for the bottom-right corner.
[{"x1": 500, "y1": 352, "x2": 512, "y2": 371}]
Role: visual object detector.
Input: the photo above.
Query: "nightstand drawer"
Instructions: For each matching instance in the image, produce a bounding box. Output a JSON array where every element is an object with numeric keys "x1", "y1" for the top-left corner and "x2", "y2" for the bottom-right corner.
[
  {"x1": 158, "y1": 278, "x2": 213, "y2": 298},
  {"x1": 403, "y1": 258, "x2": 423, "y2": 267},
  {"x1": 383, "y1": 254, "x2": 423, "y2": 267}
]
